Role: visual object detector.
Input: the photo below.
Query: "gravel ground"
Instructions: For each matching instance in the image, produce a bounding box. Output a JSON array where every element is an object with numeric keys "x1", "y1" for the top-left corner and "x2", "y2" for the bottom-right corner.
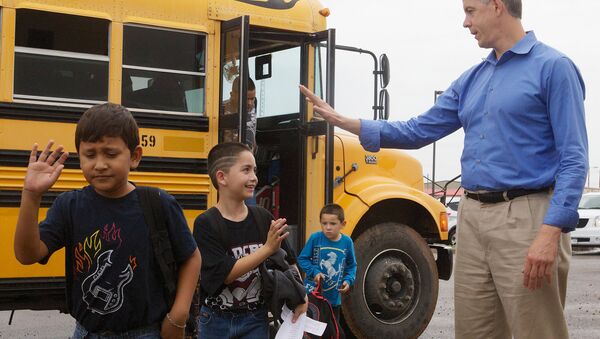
[
  {"x1": 420, "y1": 253, "x2": 600, "y2": 338},
  {"x1": 1, "y1": 255, "x2": 598, "y2": 338}
]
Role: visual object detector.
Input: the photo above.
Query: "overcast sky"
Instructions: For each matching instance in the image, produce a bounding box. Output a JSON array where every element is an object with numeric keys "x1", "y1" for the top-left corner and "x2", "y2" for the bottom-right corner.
[{"x1": 319, "y1": 0, "x2": 599, "y2": 188}]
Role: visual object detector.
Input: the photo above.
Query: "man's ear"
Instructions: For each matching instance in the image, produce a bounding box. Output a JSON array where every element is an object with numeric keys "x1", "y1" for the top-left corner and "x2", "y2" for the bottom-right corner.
[
  {"x1": 130, "y1": 145, "x2": 143, "y2": 170},
  {"x1": 492, "y1": 0, "x2": 504, "y2": 15},
  {"x1": 341, "y1": 220, "x2": 347, "y2": 227}
]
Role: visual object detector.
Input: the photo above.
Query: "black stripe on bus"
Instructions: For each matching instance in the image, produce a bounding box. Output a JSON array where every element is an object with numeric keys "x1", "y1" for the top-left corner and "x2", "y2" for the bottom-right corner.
[
  {"x1": 0, "y1": 190, "x2": 62, "y2": 208},
  {"x1": 171, "y1": 193, "x2": 208, "y2": 210},
  {"x1": 0, "y1": 102, "x2": 209, "y2": 132},
  {"x1": 0, "y1": 277, "x2": 67, "y2": 312},
  {"x1": 0, "y1": 150, "x2": 207, "y2": 174},
  {"x1": 0, "y1": 190, "x2": 207, "y2": 210}
]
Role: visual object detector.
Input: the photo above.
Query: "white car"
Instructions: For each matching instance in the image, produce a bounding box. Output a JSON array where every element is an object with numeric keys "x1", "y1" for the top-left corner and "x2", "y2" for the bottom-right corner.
[
  {"x1": 571, "y1": 192, "x2": 600, "y2": 253},
  {"x1": 444, "y1": 197, "x2": 461, "y2": 247}
]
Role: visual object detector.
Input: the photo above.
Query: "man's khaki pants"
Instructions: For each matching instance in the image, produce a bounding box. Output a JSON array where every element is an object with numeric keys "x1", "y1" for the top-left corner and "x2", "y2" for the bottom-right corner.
[{"x1": 454, "y1": 192, "x2": 571, "y2": 339}]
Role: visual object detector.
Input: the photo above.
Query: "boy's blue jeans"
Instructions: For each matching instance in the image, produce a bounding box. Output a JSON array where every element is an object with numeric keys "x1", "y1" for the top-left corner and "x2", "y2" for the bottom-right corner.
[
  {"x1": 73, "y1": 322, "x2": 160, "y2": 339},
  {"x1": 198, "y1": 305, "x2": 269, "y2": 339}
]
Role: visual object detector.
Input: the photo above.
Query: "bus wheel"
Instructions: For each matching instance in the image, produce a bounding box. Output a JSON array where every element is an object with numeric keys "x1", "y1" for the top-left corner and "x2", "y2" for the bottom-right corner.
[{"x1": 343, "y1": 223, "x2": 438, "y2": 339}]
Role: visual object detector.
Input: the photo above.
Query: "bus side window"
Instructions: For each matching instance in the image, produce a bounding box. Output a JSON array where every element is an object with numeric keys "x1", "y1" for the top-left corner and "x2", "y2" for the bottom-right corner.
[
  {"x1": 13, "y1": 9, "x2": 110, "y2": 104},
  {"x1": 121, "y1": 25, "x2": 206, "y2": 115}
]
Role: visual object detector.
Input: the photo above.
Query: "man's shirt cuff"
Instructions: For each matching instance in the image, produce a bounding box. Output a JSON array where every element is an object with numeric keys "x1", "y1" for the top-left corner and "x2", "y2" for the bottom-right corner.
[
  {"x1": 359, "y1": 119, "x2": 382, "y2": 152},
  {"x1": 543, "y1": 205, "x2": 579, "y2": 232}
]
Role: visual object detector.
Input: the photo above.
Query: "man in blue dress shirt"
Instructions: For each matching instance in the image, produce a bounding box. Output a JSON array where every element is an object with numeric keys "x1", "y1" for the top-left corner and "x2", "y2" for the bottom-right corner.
[{"x1": 300, "y1": 0, "x2": 588, "y2": 337}]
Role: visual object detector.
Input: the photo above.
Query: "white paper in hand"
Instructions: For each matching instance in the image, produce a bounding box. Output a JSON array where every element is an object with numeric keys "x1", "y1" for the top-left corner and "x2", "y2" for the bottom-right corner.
[{"x1": 275, "y1": 305, "x2": 327, "y2": 339}]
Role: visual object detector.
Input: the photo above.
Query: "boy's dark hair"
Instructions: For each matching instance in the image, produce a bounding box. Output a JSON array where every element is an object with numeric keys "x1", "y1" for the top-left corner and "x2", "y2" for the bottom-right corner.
[
  {"x1": 232, "y1": 76, "x2": 256, "y2": 92},
  {"x1": 75, "y1": 103, "x2": 139, "y2": 153},
  {"x1": 319, "y1": 203, "x2": 345, "y2": 222},
  {"x1": 207, "y1": 142, "x2": 252, "y2": 189}
]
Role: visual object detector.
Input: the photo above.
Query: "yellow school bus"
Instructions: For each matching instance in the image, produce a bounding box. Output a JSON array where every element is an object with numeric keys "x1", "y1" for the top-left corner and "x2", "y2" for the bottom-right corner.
[{"x1": 0, "y1": 1, "x2": 451, "y2": 337}]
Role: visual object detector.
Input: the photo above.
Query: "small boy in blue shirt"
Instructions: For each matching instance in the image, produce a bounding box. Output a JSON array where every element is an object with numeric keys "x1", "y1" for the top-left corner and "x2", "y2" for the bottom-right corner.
[{"x1": 298, "y1": 203, "x2": 357, "y2": 321}]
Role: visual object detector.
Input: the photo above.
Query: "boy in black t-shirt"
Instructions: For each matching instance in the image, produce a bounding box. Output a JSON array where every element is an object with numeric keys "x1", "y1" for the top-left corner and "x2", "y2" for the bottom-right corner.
[
  {"x1": 193, "y1": 142, "x2": 307, "y2": 338},
  {"x1": 14, "y1": 103, "x2": 201, "y2": 339}
]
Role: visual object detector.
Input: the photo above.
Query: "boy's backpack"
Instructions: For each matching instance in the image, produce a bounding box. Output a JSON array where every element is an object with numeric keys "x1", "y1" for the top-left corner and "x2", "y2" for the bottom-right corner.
[
  {"x1": 136, "y1": 186, "x2": 199, "y2": 338},
  {"x1": 259, "y1": 248, "x2": 306, "y2": 321},
  {"x1": 303, "y1": 281, "x2": 341, "y2": 339}
]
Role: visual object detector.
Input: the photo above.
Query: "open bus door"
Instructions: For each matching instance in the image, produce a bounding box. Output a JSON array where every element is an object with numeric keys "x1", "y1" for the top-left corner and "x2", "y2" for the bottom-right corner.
[
  {"x1": 217, "y1": 17, "x2": 335, "y2": 253},
  {"x1": 299, "y1": 29, "x2": 336, "y2": 249},
  {"x1": 219, "y1": 16, "x2": 251, "y2": 145}
]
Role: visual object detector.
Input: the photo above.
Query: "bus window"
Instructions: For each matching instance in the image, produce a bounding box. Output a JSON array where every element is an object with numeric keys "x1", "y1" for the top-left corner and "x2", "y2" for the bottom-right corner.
[
  {"x1": 122, "y1": 25, "x2": 206, "y2": 115},
  {"x1": 314, "y1": 44, "x2": 324, "y2": 100},
  {"x1": 219, "y1": 27, "x2": 243, "y2": 144},
  {"x1": 249, "y1": 47, "x2": 300, "y2": 119},
  {"x1": 14, "y1": 9, "x2": 110, "y2": 104}
]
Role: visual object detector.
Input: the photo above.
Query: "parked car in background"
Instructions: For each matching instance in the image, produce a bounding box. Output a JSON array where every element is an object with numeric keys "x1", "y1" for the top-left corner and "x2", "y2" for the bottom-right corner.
[
  {"x1": 571, "y1": 192, "x2": 600, "y2": 254},
  {"x1": 444, "y1": 196, "x2": 461, "y2": 247},
  {"x1": 446, "y1": 199, "x2": 460, "y2": 213},
  {"x1": 447, "y1": 209, "x2": 458, "y2": 247}
]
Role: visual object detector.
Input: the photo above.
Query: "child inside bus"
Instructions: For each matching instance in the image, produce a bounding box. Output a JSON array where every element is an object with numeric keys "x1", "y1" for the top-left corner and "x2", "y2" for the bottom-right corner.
[
  {"x1": 297, "y1": 203, "x2": 357, "y2": 323},
  {"x1": 193, "y1": 142, "x2": 306, "y2": 338},
  {"x1": 223, "y1": 77, "x2": 257, "y2": 152},
  {"x1": 14, "y1": 103, "x2": 201, "y2": 339}
]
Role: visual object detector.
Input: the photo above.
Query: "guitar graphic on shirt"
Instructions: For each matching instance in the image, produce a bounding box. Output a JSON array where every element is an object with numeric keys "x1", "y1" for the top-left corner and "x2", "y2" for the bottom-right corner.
[{"x1": 81, "y1": 250, "x2": 134, "y2": 315}]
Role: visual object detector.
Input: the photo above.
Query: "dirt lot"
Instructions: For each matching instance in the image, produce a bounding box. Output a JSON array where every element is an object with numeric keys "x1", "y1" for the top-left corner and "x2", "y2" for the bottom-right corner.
[{"x1": 1, "y1": 255, "x2": 599, "y2": 338}]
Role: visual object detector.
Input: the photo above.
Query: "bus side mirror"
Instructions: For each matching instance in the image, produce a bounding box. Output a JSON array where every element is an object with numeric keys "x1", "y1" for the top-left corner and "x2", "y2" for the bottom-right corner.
[
  {"x1": 379, "y1": 54, "x2": 390, "y2": 88},
  {"x1": 378, "y1": 89, "x2": 389, "y2": 120},
  {"x1": 255, "y1": 54, "x2": 272, "y2": 80}
]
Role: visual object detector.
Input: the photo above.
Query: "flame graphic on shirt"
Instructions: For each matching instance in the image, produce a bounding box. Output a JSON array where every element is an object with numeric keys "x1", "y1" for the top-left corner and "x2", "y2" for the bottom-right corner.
[
  {"x1": 74, "y1": 243, "x2": 92, "y2": 274},
  {"x1": 129, "y1": 256, "x2": 138, "y2": 271},
  {"x1": 102, "y1": 222, "x2": 123, "y2": 248},
  {"x1": 74, "y1": 230, "x2": 102, "y2": 273}
]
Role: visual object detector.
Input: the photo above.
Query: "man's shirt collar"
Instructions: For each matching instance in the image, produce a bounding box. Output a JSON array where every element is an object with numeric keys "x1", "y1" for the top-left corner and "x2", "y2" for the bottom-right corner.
[
  {"x1": 511, "y1": 31, "x2": 537, "y2": 54},
  {"x1": 485, "y1": 31, "x2": 537, "y2": 64}
]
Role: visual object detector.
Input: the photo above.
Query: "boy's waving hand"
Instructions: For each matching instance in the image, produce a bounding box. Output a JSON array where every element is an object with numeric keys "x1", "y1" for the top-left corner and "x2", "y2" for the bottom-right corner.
[{"x1": 24, "y1": 140, "x2": 69, "y2": 195}]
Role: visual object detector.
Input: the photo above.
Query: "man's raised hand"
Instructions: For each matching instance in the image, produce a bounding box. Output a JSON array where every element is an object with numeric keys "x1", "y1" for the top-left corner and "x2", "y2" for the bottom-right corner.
[{"x1": 299, "y1": 85, "x2": 361, "y2": 135}]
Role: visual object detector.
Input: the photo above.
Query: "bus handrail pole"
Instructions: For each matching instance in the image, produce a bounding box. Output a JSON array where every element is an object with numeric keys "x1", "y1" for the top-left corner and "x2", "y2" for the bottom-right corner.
[{"x1": 325, "y1": 30, "x2": 336, "y2": 204}]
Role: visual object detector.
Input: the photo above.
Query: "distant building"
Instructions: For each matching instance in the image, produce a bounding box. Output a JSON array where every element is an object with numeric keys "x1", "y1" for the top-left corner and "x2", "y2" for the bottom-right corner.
[{"x1": 424, "y1": 179, "x2": 463, "y2": 199}]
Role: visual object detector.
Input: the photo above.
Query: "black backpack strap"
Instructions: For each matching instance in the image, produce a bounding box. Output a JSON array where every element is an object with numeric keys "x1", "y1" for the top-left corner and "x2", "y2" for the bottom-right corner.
[
  {"x1": 64, "y1": 219, "x2": 73, "y2": 314},
  {"x1": 247, "y1": 205, "x2": 271, "y2": 242},
  {"x1": 203, "y1": 206, "x2": 229, "y2": 249},
  {"x1": 136, "y1": 186, "x2": 177, "y2": 306}
]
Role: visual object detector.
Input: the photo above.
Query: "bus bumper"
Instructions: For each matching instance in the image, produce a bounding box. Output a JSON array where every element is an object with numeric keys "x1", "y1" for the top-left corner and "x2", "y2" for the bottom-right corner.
[{"x1": 430, "y1": 244, "x2": 453, "y2": 281}]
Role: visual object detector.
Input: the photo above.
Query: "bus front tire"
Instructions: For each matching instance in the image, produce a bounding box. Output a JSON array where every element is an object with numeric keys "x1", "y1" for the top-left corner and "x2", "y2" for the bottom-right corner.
[{"x1": 343, "y1": 223, "x2": 439, "y2": 339}]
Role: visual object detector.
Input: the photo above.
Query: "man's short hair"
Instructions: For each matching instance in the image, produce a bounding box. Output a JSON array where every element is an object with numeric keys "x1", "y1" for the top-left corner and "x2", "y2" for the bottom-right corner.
[
  {"x1": 207, "y1": 142, "x2": 252, "y2": 189},
  {"x1": 75, "y1": 103, "x2": 139, "y2": 153},
  {"x1": 482, "y1": 0, "x2": 522, "y2": 19},
  {"x1": 320, "y1": 203, "x2": 345, "y2": 222}
]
